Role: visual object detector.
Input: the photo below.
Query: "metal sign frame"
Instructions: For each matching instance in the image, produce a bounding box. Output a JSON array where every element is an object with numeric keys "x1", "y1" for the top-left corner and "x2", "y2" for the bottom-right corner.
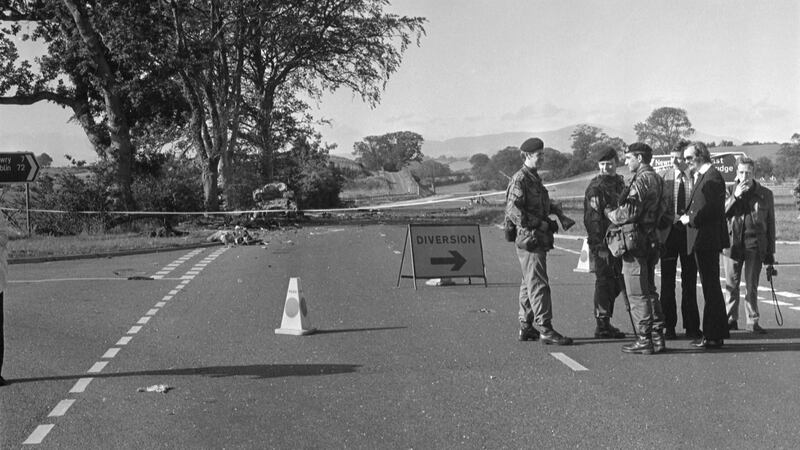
[{"x1": 396, "y1": 223, "x2": 488, "y2": 289}]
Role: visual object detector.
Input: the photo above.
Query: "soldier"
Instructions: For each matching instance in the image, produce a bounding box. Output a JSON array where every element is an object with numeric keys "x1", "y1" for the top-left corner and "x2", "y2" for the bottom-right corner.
[
  {"x1": 507, "y1": 137, "x2": 573, "y2": 345},
  {"x1": 583, "y1": 145, "x2": 627, "y2": 339},
  {"x1": 606, "y1": 143, "x2": 668, "y2": 354}
]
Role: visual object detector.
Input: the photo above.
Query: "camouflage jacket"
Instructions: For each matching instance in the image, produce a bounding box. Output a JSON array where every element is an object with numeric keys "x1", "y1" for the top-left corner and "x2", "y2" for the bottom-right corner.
[
  {"x1": 607, "y1": 164, "x2": 667, "y2": 231},
  {"x1": 583, "y1": 174, "x2": 625, "y2": 249},
  {"x1": 506, "y1": 166, "x2": 557, "y2": 234}
]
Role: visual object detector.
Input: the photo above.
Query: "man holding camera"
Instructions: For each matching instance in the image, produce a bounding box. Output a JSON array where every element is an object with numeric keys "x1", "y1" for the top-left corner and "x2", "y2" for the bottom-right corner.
[
  {"x1": 723, "y1": 156, "x2": 776, "y2": 334},
  {"x1": 506, "y1": 137, "x2": 573, "y2": 345}
]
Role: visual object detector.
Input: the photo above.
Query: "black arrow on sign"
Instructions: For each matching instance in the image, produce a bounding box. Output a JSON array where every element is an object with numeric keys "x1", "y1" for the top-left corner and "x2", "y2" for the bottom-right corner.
[{"x1": 431, "y1": 250, "x2": 466, "y2": 271}]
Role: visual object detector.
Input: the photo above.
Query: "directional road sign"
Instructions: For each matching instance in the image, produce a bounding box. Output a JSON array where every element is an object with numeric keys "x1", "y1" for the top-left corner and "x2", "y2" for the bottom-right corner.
[
  {"x1": 405, "y1": 223, "x2": 486, "y2": 280},
  {"x1": 0, "y1": 152, "x2": 40, "y2": 183},
  {"x1": 653, "y1": 151, "x2": 745, "y2": 183}
]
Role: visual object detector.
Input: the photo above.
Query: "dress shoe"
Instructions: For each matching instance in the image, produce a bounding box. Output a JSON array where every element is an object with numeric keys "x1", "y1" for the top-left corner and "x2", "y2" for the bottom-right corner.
[
  {"x1": 749, "y1": 323, "x2": 767, "y2": 334},
  {"x1": 684, "y1": 329, "x2": 703, "y2": 340},
  {"x1": 518, "y1": 323, "x2": 540, "y2": 341},
  {"x1": 622, "y1": 336, "x2": 654, "y2": 355},
  {"x1": 664, "y1": 327, "x2": 677, "y2": 339},
  {"x1": 652, "y1": 331, "x2": 666, "y2": 354},
  {"x1": 0, "y1": 376, "x2": 6, "y2": 387},
  {"x1": 728, "y1": 321, "x2": 739, "y2": 331},
  {"x1": 690, "y1": 338, "x2": 723, "y2": 349},
  {"x1": 540, "y1": 329, "x2": 573, "y2": 345}
]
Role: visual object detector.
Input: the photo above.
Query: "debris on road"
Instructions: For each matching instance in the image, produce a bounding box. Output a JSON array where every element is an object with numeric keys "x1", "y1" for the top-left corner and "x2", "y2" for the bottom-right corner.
[{"x1": 137, "y1": 384, "x2": 173, "y2": 394}]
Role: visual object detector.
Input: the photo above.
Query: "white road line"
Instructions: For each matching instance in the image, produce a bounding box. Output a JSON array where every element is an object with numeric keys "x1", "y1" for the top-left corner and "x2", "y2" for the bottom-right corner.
[
  {"x1": 163, "y1": 295, "x2": 173, "y2": 301},
  {"x1": 791, "y1": 307, "x2": 800, "y2": 311},
  {"x1": 776, "y1": 291, "x2": 800, "y2": 298},
  {"x1": 155, "y1": 302, "x2": 166, "y2": 307},
  {"x1": 554, "y1": 245, "x2": 581, "y2": 255},
  {"x1": 550, "y1": 352, "x2": 588, "y2": 371},
  {"x1": 128, "y1": 325, "x2": 142, "y2": 334},
  {"x1": 137, "y1": 316, "x2": 151, "y2": 325},
  {"x1": 69, "y1": 378, "x2": 93, "y2": 393},
  {"x1": 23, "y1": 424, "x2": 55, "y2": 444},
  {"x1": 146, "y1": 308, "x2": 159, "y2": 316},
  {"x1": 102, "y1": 348, "x2": 120, "y2": 358},
  {"x1": 48, "y1": 399, "x2": 76, "y2": 417},
  {"x1": 761, "y1": 300, "x2": 794, "y2": 306},
  {"x1": 88, "y1": 362, "x2": 108, "y2": 373},
  {"x1": 168, "y1": 290, "x2": 179, "y2": 295},
  {"x1": 116, "y1": 336, "x2": 132, "y2": 345}
]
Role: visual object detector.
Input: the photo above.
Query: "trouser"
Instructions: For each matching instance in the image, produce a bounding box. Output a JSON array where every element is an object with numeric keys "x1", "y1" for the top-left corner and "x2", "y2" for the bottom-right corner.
[
  {"x1": 1, "y1": 292, "x2": 4, "y2": 375},
  {"x1": 591, "y1": 247, "x2": 622, "y2": 320},
  {"x1": 621, "y1": 251, "x2": 664, "y2": 336},
  {"x1": 516, "y1": 248, "x2": 553, "y2": 329},
  {"x1": 723, "y1": 249, "x2": 762, "y2": 325},
  {"x1": 660, "y1": 224, "x2": 700, "y2": 332},
  {"x1": 695, "y1": 250, "x2": 731, "y2": 341}
]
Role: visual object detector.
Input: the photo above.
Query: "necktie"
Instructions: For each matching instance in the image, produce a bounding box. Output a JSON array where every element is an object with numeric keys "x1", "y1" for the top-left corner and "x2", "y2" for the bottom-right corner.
[{"x1": 676, "y1": 173, "x2": 686, "y2": 215}]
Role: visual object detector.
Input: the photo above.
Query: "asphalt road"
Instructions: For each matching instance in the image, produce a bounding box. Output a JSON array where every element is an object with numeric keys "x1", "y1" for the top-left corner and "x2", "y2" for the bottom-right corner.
[{"x1": 2, "y1": 225, "x2": 800, "y2": 449}]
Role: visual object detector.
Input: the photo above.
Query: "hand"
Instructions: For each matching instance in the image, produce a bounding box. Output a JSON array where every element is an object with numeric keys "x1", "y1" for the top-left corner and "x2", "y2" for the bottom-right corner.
[
  {"x1": 679, "y1": 214, "x2": 690, "y2": 225},
  {"x1": 597, "y1": 248, "x2": 611, "y2": 265},
  {"x1": 734, "y1": 180, "x2": 750, "y2": 198}
]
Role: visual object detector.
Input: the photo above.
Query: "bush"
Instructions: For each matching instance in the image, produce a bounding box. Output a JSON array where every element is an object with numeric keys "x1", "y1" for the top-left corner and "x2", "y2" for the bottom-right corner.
[{"x1": 295, "y1": 166, "x2": 342, "y2": 209}]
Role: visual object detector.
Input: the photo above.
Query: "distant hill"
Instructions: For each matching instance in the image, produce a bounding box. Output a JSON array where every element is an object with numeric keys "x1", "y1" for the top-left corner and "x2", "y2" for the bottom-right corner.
[{"x1": 420, "y1": 124, "x2": 743, "y2": 159}]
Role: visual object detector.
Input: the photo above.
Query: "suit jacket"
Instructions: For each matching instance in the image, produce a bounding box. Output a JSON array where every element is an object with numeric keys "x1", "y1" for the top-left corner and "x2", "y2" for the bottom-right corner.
[
  {"x1": 685, "y1": 165, "x2": 729, "y2": 254},
  {"x1": 724, "y1": 181, "x2": 775, "y2": 259}
]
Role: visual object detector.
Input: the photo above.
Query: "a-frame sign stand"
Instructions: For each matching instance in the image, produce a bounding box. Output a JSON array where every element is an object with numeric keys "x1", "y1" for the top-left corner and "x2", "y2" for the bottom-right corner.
[{"x1": 396, "y1": 223, "x2": 488, "y2": 290}]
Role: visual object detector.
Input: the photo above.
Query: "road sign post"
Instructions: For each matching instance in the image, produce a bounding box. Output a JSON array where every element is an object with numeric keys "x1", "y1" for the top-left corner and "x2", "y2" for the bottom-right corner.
[
  {"x1": 0, "y1": 152, "x2": 40, "y2": 235},
  {"x1": 396, "y1": 223, "x2": 488, "y2": 289}
]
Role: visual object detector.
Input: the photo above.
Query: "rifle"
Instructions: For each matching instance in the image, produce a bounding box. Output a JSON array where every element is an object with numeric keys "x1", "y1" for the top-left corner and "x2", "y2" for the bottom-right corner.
[
  {"x1": 613, "y1": 261, "x2": 637, "y2": 336},
  {"x1": 550, "y1": 202, "x2": 576, "y2": 231}
]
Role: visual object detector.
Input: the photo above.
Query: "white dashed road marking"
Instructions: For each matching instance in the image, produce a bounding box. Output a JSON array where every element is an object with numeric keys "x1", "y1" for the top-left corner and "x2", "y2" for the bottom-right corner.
[
  {"x1": 551, "y1": 352, "x2": 589, "y2": 371},
  {"x1": 23, "y1": 246, "x2": 229, "y2": 445}
]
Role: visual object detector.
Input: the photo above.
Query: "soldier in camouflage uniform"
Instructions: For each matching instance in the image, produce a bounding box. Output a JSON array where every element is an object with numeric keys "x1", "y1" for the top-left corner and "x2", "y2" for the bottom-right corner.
[
  {"x1": 606, "y1": 143, "x2": 669, "y2": 354},
  {"x1": 506, "y1": 137, "x2": 573, "y2": 345},
  {"x1": 583, "y1": 145, "x2": 627, "y2": 339}
]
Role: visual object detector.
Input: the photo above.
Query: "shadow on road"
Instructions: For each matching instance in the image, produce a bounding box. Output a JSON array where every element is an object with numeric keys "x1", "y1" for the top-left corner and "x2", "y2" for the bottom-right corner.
[
  {"x1": 4, "y1": 363, "x2": 361, "y2": 385},
  {"x1": 315, "y1": 326, "x2": 407, "y2": 335}
]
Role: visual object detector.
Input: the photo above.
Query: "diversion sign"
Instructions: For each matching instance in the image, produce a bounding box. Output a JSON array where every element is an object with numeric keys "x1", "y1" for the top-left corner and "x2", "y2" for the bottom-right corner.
[{"x1": 396, "y1": 224, "x2": 487, "y2": 288}]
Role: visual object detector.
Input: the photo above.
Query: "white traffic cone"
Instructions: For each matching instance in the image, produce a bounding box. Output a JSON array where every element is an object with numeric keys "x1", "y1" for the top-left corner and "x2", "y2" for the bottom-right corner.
[
  {"x1": 275, "y1": 277, "x2": 316, "y2": 335},
  {"x1": 573, "y1": 238, "x2": 592, "y2": 273}
]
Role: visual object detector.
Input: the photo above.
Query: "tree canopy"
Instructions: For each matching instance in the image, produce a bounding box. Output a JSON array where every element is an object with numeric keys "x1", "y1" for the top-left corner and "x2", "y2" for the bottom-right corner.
[
  {"x1": 634, "y1": 107, "x2": 695, "y2": 154},
  {"x1": 352, "y1": 131, "x2": 424, "y2": 171}
]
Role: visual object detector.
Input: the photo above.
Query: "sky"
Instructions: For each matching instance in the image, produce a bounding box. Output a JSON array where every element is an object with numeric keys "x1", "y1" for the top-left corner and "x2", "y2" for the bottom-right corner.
[{"x1": 0, "y1": 0, "x2": 798, "y2": 164}]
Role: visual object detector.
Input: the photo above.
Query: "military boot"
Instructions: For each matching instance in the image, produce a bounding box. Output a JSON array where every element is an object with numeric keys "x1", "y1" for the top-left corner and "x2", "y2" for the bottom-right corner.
[
  {"x1": 518, "y1": 322, "x2": 540, "y2": 341},
  {"x1": 622, "y1": 335, "x2": 654, "y2": 355},
  {"x1": 652, "y1": 330, "x2": 666, "y2": 354},
  {"x1": 594, "y1": 318, "x2": 626, "y2": 339}
]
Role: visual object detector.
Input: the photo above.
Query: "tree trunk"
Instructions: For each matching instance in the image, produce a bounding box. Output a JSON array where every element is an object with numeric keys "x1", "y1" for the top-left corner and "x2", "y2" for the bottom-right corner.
[
  {"x1": 63, "y1": 0, "x2": 135, "y2": 210},
  {"x1": 202, "y1": 156, "x2": 220, "y2": 211}
]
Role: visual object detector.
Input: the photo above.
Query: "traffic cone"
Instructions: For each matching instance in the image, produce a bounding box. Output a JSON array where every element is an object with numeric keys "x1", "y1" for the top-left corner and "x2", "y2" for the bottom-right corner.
[
  {"x1": 573, "y1": 238, "x2": 592, "y2": 273},
  {"x1": 275, "y1": 277, "x2": 316, "y2": 335}
]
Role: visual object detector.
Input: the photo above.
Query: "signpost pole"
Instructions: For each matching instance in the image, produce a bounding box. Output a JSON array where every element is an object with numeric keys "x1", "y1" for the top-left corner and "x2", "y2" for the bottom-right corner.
[{"x1": 26, "y1": 183, "x2": 31, "y2": 235}]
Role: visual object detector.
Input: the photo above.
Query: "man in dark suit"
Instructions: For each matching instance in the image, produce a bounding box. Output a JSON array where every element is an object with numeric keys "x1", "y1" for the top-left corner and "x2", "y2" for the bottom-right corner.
[
  {"x1": 659, "y1": 141, "x2": 701, "y2": 340},
  {"x1": 678, "y1": 142, "x2": 730, "y2": 349}
]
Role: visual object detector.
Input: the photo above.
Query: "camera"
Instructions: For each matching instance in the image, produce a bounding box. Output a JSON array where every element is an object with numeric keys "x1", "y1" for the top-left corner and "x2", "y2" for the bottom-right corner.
[{"x1": 766, "y1": 265, "x2": 777, "y2": 282}]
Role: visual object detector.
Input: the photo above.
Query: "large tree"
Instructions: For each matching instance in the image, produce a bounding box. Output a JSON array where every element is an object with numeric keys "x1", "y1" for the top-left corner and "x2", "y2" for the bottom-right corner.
[
  {"x1": 634, "y1": 107, "x2": 695, "y2": 154},
  {"x1": 353, "y1": 131, "x2": 423, "y2": 171}
]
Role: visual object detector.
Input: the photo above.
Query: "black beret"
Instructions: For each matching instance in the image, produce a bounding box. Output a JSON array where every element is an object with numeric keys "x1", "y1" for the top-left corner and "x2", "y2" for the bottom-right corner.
[
  {"x1": 595, "y1": 145, "x2": 618, "y2": 162},
  {"x1": 626, "y1": 142, "x2": 653, "y2": 156},
  {"x1": 520, "y1": 137, "x2": 544, "y2": 153}
]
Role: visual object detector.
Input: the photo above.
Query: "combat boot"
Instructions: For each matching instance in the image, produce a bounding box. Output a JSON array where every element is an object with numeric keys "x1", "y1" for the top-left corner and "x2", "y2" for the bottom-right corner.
[
  {"x1": 540, "y1": 328, "x2": 573, "y2": 345},
  {"x1": 652, "y1": 330, "x2": 666, "y2": 354},
  {"x1": 518, "y1": 322, "x2": 540, "y2": 341},
  {"x1": 594, "y1": 318, "x2": 626, "y2": 339},
  {"x1": 622, "y1": 335, "x2": 654, "y2": 355}
]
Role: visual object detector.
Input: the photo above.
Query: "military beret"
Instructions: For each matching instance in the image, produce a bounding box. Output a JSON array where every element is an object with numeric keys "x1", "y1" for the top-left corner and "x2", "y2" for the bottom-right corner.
[
  {"x1": 520, "y1": 137, "x2": 544, "y2": 153},
  {"x1": 626, "y1": 142, "x2": 653, "y2": 156},
  {"x1": 595, "y1": 145, "x2": 618, "y2": 162}
]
